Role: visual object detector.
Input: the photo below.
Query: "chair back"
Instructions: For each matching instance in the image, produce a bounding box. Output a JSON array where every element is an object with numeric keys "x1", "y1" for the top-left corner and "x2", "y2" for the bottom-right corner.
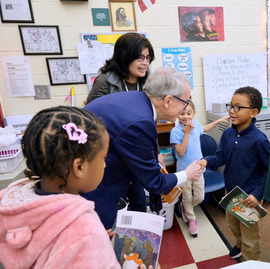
[{"x1": 200, "y1": 134, "x2": 217, "y2": 157}]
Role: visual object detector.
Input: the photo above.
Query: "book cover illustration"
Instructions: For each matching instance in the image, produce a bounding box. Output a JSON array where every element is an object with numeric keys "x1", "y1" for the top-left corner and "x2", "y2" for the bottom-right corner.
[
  {"x1": 219, "y1": 186, "x2": 268, "y2": 228},
  {"x1": 114, "y1": 210, "x2": 164, "y2": 269}
]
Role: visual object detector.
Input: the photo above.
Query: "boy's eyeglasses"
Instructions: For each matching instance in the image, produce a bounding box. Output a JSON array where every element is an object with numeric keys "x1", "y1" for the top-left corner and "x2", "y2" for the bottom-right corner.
[
  {"x1": 137, "y1": 55, "x2": 152, "y2": 63},
  {"x1": 173, "y1": 96, "x2": 190, "y2": 110},
  {"x1": 226, "y1": 104, "x2": 254, "y2": 112}
]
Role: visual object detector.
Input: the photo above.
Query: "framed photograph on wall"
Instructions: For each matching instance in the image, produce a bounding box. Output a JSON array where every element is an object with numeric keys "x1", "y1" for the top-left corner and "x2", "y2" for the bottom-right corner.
[
  {"x1": 0, "y1": 0, "x2": 34, "y2": 23},
  {"x1": 18, "y1": 25, "x2": 63, "y2": 55},
  {"x1": 109, "y1": 1, "x2": 137, "y2": 32},
  {"x1": 46, "y1": 57, "x2": 86, "y2": 86}
]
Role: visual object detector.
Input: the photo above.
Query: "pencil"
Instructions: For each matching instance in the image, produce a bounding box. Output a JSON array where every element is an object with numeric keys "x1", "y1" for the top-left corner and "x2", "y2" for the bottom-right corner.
[
  {"x1": 164, "y1": 152, "x2": 169, "y2": 158},
  {"x1": 71, "y1": 87, "x2": 75, "y2": 107},
  {"x1": 159, "y1": 163, "x2": 169, "y2": 174}
]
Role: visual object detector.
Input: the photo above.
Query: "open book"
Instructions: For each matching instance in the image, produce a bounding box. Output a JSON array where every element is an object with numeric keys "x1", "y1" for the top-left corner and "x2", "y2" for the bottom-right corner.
[
  {"x1": 219, "y1": 186, "x2": 268, "y2": 228},
  {"x1": 113, "y1": 210, "x2": 164, "y2": 269}
]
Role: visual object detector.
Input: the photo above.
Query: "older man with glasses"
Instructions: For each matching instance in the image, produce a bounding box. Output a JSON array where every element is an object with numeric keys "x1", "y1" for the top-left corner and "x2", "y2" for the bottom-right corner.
[{"x1": 82, "y1": 66, "x2": 202, "y2": 230}]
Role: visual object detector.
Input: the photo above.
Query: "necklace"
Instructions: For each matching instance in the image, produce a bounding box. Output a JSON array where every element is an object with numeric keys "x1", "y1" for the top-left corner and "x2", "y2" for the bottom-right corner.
[{"x1": 123, "y1": 80, "x2": 140, "y2": 92}]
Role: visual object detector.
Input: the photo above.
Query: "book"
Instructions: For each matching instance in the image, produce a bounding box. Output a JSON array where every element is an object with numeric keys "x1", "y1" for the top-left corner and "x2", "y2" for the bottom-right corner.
[
  {"x1": 219, "y1": 186, "x2": 268, "y2": 228},
  {"x1": 159, "y1": 163, "x2": 182, "y2": 204},
  {"x1": 113, "y1": 210, "x2": 164, "y2": 269},
  {"x1": 161, "y1": 187, "x2": 181, "y2": 204}
]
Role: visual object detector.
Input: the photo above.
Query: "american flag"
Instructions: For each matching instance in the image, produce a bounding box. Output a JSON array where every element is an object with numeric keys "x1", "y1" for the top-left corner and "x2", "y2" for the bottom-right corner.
[{"x1": 138, "y1": 0, "x2": 156, "y2": 13}]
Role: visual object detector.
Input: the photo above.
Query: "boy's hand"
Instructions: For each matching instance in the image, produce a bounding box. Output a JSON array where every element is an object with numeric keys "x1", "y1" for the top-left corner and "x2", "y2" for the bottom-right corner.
[
  {"x1": 242, "y1": 194, "x2": 259, "y2": 208},
  {"x1": 197, "y1": 159, "x2": 207, "y2": 170},
  {"x1": 219, "y1": 115, "x2": 230, "y2": 125},
  {"x1": 185, "y1": 161, "x2": 203, "y2": 181},
  {"x1": 182, "y1": 119, "x2": 194, "y2": 135}
]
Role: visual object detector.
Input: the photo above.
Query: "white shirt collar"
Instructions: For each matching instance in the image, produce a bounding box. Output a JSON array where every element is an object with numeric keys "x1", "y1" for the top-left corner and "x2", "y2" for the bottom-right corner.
[{"x1": 151, "y1": 102, "x2": 157, "y2": 121}]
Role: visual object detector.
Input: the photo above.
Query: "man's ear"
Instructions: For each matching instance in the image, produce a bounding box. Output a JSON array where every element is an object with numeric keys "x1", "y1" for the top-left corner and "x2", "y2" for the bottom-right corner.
[
  {"x1": 72, "y1": 158, "x2": 84, "y2": 178},
  {"x1": 163, "y1": 95, "x2": 173, "y2": 109}
]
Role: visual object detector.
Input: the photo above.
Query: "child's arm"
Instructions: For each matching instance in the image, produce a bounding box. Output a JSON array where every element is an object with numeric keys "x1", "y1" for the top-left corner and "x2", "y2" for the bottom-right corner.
[
  {"x1": 203, "y1": 115, "x2": 230, "y2": 133},
  {"x1": 174, "y1": 119, "x2": 194, "y2": 157}
]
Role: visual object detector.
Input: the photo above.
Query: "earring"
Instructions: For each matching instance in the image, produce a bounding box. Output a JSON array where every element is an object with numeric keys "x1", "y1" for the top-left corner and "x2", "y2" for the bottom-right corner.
[{"x1": 81, "y1": 172, "x2": 84, "y2": 176}]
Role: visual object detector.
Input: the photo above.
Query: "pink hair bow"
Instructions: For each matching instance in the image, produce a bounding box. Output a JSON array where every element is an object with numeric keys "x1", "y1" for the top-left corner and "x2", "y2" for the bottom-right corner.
[{"x1": 62, "y1": 123, "x2": 88, "y2": 144}]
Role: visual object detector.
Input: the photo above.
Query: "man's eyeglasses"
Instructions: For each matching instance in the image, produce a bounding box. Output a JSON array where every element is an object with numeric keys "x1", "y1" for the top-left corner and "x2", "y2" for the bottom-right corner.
[
  {"x1": 173, "y1": 96, "x2": 190, "y2": 110},
  {"x1": 137, "y1": 54, "x2": 152, "y2": 63},
  {"x1": 226, "y1": 104, "x2": 254, "y2": 112}
]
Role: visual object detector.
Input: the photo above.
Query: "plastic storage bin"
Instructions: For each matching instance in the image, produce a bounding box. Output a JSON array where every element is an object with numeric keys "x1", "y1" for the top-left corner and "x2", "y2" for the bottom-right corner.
[
  {"x1": 0, "y1": 144, "x2": 23, "y2": 173},
  {"x1": 147, "y1": 198, "x2": 178, "y2": 230}
]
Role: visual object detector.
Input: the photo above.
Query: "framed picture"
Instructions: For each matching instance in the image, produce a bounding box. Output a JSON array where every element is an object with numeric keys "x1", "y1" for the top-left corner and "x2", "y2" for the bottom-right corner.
[
  {"x1": 109, "y1": 1, "x2": 137, "y2": 32},
  {"x1": 0, "y1": 0, "x2": 34, "y2": 23},
  {"x1": 18, "y1": 25, "x2": 63, "y2": 55},
  {"x1": 46, "y1": 57, "x2": 86, "y2": 86}
]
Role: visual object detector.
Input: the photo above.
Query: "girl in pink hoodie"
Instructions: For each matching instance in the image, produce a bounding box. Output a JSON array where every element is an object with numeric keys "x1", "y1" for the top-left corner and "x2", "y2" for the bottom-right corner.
[{"x1": 0, "y1": 106, "x2": 120, "y2": 269}]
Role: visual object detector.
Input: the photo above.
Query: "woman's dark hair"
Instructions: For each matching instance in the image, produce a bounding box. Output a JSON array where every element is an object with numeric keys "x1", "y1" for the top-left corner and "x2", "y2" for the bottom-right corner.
[
  {"x1": 22, "y1": 106, "x2": 106, "y2": 188},
  {"x1": 234, "y1": 86, "x2": 262, "y2": 113},
  {"x1": 100, "y1": 32, "x2": 155, "y2": 84}
]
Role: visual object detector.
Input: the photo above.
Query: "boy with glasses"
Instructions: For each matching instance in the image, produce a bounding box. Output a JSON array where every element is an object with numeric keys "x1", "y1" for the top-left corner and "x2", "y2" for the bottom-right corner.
[{"x1": 198, "y1": 86, "x2": 270, "y2": 261}]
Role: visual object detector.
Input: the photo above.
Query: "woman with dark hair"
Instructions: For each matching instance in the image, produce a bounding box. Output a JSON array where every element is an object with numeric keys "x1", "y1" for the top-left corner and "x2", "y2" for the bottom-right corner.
[
  {"x1": 86, "y1": 32, "x2": 155, "y2": 104},
  {"x1": 86, "y1": 32, "x2": 155, "y2": 213}
]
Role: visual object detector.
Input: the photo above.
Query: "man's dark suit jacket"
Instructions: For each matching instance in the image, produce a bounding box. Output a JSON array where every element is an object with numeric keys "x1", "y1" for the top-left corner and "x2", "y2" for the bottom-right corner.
[{"x1": 82, "y1": 91, "x2": 177, "y2": 229}]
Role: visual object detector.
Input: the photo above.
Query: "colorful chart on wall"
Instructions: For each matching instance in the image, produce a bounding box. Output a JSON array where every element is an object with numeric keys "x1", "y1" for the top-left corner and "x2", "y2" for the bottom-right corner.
[
  {"x1": 162, "y1": 47, "x2": 193, "y2": 89},
  {"x1": 203, "y1": 52, "x2": 267, "y2": 111},
  {"x1": 178, "y1": 6, "x2": 224, "y2": 42}
]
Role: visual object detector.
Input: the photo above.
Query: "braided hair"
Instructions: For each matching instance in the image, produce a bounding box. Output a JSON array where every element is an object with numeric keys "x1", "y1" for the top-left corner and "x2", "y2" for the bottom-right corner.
[{"x1": 22, "y1": 106, "x2": 106, "y2": 189}]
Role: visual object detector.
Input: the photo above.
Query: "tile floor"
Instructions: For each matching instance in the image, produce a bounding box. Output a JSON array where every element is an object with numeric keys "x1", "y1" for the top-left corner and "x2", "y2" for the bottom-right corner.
[{"x1": 159, "y1": 206, "x2": 238, "y2": 269}]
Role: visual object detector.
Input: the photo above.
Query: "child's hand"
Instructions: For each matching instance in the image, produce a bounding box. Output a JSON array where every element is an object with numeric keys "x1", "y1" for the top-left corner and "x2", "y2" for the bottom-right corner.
[
  {"x1": 182, "y1": 119, "x2": 194, "y2": 134},
  {"x1": 107, "y1": 229, "x2": 115, "y2": 238},
  {"x1": 185, "y1": 161, "x2": 203, "y2": 181},
  {"x1": 148, "y1": 263, "x2": 161, "y2": 269},
  {"x1": 197, "y1": 159, "x2": 207, "y2": 170},
  {"x1": 219, "y1": 115, "x2": 230, "y2": 125},
  {"x1": 242, "y1": 194, "x2": 259, "y2": 208}
]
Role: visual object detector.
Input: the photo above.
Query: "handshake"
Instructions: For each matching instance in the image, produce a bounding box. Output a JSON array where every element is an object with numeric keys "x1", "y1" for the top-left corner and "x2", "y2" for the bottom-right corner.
[{"x1": 185, "y1": 159, "x2": 207, "y2": 181}]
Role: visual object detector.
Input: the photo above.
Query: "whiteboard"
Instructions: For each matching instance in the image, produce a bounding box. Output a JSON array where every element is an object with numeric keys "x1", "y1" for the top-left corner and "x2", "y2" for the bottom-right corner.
[{"x1": 203, "y1": 53, "x2": 267, "y2": 111}]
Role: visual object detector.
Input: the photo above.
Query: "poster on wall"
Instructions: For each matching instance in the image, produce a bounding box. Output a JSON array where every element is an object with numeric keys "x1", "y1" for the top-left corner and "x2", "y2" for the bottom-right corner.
[
  {"x1": 1, "y1": 55, "x2": 35, "y2": 97},
  {"x1": 178, "y1": 6, "x2": 224, "y2": 42},
  {"x1": 162, "y1": 47, "x2": 194, "y2": 89},
  {"x1": 203, "y1": 53, "x2": 267, "y2": 111}
]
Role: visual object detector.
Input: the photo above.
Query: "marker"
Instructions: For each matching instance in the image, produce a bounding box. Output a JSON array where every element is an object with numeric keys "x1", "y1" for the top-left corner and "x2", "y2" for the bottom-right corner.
[
  {"x1": 71, "y1": 87, "x2": 75, "y2": 107},
  {"x1": 159, "y1": 163, "x2": 169, "y2": 174}
]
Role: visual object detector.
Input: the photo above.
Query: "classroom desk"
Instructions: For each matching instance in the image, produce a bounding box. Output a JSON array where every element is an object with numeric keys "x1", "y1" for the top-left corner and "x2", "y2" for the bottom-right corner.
[{"x1": 0, "y1": 159, "x2": 26, "y2": 190}]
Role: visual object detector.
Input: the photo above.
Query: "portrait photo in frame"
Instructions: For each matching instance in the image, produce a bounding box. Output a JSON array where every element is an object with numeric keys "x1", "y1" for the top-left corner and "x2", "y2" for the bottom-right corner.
[
  {"x1": 46, "y1": 57, "x2": 86, "y2": 86},
  {"x1": 109, "y1": 1, "x2": 137, "y2": 32},
  {"x1": 18, "y1": 25, "x2": 63, "y2": 55},
  {"x1": 0, "y1": 0, "x2": 34, "y2": 23}
]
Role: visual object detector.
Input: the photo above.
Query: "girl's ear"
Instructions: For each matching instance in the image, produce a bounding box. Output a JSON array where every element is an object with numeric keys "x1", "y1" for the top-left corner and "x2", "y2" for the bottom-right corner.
[{"x1": 72, "y1": 158, "x2": 84, "y2": 178}]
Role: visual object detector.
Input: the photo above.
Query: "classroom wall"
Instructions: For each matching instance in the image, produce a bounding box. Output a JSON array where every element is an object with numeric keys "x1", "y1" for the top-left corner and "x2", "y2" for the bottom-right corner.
[{"x1": 0, "y1": 0, "x2": 267, "y2": 124}]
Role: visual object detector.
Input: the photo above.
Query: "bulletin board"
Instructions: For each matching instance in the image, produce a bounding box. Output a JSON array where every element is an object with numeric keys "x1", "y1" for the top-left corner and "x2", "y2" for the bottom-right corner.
[{"x1": 203, "y1": 53, "x2": 267, "y2": 111}]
